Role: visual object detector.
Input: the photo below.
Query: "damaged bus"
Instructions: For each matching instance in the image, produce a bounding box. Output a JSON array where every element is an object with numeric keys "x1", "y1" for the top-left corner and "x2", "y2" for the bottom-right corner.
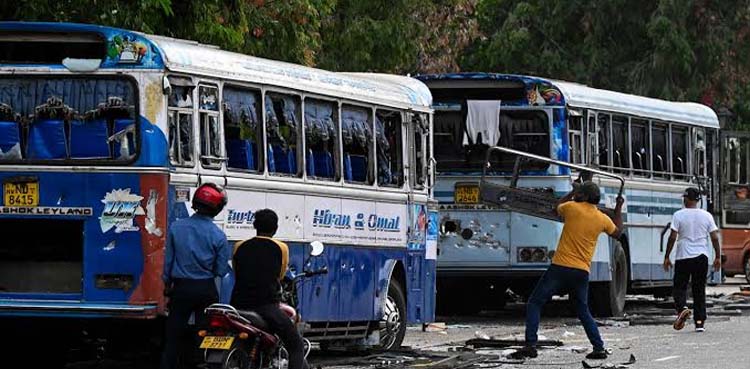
[
  {"x1": 0, "y1": 22, "x2": 437, "y2": 355},
  {"x1": 416, "y1": 73, "x2": 722, "y2": 316}
]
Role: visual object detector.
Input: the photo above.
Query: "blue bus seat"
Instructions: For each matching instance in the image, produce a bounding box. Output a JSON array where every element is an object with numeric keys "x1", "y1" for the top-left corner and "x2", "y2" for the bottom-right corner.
[
  {"x1": 0, "y1": 120, "x2": 21, "y2": 159},
  {"x1": 271, "y1": 145, "x2": 296, "y2": 174},
  {"x1": 227, "y1": 139, "x2": 256, "y2": 170},
  {"x1": 349, "y1": 154, "x2": 367, "y2": 182},
  {"x1": 70, "y1": 119, "x2": 110, "y2": 158},
  {"x1": 267, "y1": 146, "x2": 275, "y2": 172},
  {"x1": 306, "y1": 149, "x2": 315, "y2": 177},
  {"x1": 27, "y1": 119, "x2": 67, "y2": 159},
  {"x1": 113, "y1": 119, "x2": 136, "y2": 158},
  {"x1": 344, "y1": 154, "x2": 352, "y2": 181},
  {"x1": 313, "y1": 151, "x2": 334, "y2": 178}
]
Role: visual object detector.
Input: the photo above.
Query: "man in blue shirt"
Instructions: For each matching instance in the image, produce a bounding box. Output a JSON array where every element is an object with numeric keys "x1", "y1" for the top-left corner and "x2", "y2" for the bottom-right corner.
[{"x1": 161, "y1": 183, "x2": 231, "y2": 369}]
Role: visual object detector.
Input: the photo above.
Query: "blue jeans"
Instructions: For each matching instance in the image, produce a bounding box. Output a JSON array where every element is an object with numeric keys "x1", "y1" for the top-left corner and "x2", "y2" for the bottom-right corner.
[{"x1": 525, "y1": 264, "x2": 604, "y2": 351}]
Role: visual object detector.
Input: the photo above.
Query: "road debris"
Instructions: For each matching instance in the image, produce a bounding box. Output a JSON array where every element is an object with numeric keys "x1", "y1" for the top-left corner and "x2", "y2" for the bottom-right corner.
[
  {"x1": 582, "y1": 354, "x2": 636, "y2": 368},
  {"x1": 465, "y1": 338, "x2": 564, "y2": 349}
]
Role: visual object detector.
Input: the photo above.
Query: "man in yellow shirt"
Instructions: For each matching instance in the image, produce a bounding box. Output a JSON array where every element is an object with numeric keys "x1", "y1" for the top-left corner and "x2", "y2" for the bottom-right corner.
[{"x1": 512, "y1": 181, "x2": 623, "y2": 360}]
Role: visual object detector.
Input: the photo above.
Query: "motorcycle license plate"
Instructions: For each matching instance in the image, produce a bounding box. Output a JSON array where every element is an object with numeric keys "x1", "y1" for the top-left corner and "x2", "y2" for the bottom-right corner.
[{"x1": 200, "y1": 336, "x2": 235, "y2": 350}]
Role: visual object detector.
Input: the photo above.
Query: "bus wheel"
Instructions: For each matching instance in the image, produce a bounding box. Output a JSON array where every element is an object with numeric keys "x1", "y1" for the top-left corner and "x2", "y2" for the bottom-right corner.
[
  {"x1": 744, "y1": 254, "x2": 750, "y2": 284},
  {"x1": 591, "y1": 243, "x2": 627, "y2": 317},
  {"x1": 379, "y1": 279, "x2": 406, "y2": 351}
]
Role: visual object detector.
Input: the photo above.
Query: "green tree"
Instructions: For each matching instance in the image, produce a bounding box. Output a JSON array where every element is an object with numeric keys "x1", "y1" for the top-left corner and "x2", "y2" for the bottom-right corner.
[{"x1": 462, "y1": 0, "x2": 750, "y2": 125}]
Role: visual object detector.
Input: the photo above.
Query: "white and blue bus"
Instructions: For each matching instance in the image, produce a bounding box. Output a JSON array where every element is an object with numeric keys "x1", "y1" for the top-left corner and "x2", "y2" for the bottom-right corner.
[
  {"x1": 0, "y1": 22, "x2": 437, "y2": 352},
  {"x1": 416, "y1": 73, "x2": 720, "y2": 316}
]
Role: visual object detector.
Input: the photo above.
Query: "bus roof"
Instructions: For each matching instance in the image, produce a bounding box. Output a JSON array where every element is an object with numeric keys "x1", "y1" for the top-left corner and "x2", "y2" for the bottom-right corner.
[
  {"x1": 417, "y1": 73, "x2": 719, "y2": 128},
  {"x1": 150, "y1": 36, "x2": 432, "y2": 109},
  {"x1": 0, "y1": 22, "x2": 432, "y2": 109}
]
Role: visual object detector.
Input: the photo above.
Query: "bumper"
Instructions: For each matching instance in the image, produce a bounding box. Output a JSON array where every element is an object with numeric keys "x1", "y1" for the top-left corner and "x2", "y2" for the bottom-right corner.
[{"x1": 0, "y1": 300, "x2": 158, "y2": 318}]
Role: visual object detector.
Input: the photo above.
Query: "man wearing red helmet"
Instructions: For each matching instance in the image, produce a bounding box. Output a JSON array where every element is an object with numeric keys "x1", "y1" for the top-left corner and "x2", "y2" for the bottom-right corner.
[{"x1": 161, "y1": 183, "x2": 231, "y2": 369}]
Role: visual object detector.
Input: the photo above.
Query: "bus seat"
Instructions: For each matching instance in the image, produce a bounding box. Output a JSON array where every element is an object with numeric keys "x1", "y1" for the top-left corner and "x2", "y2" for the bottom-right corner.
[
  {"x1": 271, "y1": 145, "x2": 295, "y2": 174},
  {"x1": 27, "y1": 119, "x2": 67, "y2": 159},
  {"x1": 113, "y1": 119, "x2": 136, "y2": 158},
  {"x1": 349, "y1": 154, "x2": 367, "y2": 182},
  {"x1": 70, "y1": 119, "x2": 110, "y2": 158},
  {"x1": 227, "y1": 139, "x2": 256, "y2": 170},
  {"x1": 344, "y1": 154, "x2": 352, "y2": 181},
  {"x1": 306, "y1": 149, "x2": 315, "y2": 177},
  {"x1": 313, "y1": 151, "x2": 334, "y2": 178},
  {"x1": 0, "y1": 121, "x2": 21, "y2": 159},
  {"x1": 267, "y1": 146, "x2": 275, "y2": 172}
]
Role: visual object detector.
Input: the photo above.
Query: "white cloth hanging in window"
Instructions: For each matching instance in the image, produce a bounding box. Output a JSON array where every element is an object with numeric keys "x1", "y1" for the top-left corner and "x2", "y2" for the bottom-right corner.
[{"x1": 464, "y1": 100, "x2": 501, "y2": 146}]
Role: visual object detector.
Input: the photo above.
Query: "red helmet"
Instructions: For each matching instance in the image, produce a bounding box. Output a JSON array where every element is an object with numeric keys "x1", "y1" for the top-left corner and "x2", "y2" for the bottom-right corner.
[{"x1": 192, "y1": 183, "x2": 227, "y2": 215}]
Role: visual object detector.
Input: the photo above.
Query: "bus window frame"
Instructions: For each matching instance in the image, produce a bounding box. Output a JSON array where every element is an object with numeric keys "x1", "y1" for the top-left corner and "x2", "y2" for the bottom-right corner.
[
  {"x1": 198, "y1": 83, "x2": 224, "y2": 169},
  {"x1": 409, "y1": 112, "x2": 429, "y2": 191},
  {"x1": 578, "y1": 108, "x2": 703, "y2": 184},
  {"x1": 168, "y1": 74, "x2": 196, "y2": 168},
  {"x1": 630, "y1": 117, "x2": 650, "y2": 177},
  {"x1": 375, "y1": 107, "x2": 406, "y2": 189},
  {"x1": 222, "y1": 82, "x2": 265, "y2": 175},
  {"x1": 568, "y1": 109, "x2": 584, "y2": 165},
  {"x1": 341, "y1": 102, "x2": 376, "y2": 187},
  {"x1": 0, "y1": 74, "x2": 142, "y2": 166},
  {"x1": 302, "y1": 94, "x2": 341, "y2": 183},
  {"x1": 264, "y1": 87, "x2": 304, "y2": 179},
  {"x1": 671, "y1": 123, "x2": 690, "y2": 181}
]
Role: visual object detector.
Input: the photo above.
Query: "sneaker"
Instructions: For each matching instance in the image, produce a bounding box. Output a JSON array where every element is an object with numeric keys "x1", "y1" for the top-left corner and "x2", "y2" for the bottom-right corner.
[
  {"x1": 508, "y1": 346, "x2": 538, "y2": 359},
  {"x1": 673, "y1": 307, "x2": 692, "y2": 330},
  {"x1": 695, "y1": 321, "x2": 705, "y2": 332},
  {"x1": 585, "y1": 349, "x2": 609, "y2": 360}
]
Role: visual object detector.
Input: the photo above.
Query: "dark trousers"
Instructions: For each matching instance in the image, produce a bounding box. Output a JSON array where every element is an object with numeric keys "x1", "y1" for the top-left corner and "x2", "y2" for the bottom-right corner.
[
  {"x1": 254, "y1": 303, "x2": 308, "y2": 369},
  {"x1": 160, "y1": 278, "x2": 218, "y2": 369},
  {"x1": 673, "y1": 254, "x2": 708, "y2": 322},
  {"x1": 525, "y1": 264, "x2": 604, "y2": 351}
]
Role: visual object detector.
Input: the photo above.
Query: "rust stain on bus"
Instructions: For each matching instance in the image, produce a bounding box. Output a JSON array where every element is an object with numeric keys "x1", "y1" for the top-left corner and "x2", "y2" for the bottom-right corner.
[{"x1": 145, "y1": 80, "x2": 163, "y2": 124}]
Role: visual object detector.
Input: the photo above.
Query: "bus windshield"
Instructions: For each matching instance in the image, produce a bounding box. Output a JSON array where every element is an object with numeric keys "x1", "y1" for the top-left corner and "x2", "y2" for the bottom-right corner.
[
  {"x1": 434, "y1": 107, "x2": 550, "y2": 173},
  {"x1": 0, "y1": 76, "x2": 137, "y2": 163}
]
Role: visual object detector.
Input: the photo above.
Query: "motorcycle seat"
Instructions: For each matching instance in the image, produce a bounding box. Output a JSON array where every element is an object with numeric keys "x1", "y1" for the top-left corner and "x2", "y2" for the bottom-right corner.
[{"x1": 237, "y1": 310, "x2": 270, "y2": 331}]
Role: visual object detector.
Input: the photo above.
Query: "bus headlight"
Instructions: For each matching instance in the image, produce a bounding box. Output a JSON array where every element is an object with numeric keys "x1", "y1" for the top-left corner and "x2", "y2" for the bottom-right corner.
[
  {"x1": 531, "y1": 248, "x2": 547, "y2": 262},
  {"x1": 460, "y1": 228, "x2": 474, "y2": 240},
  {"x1": 441, "y1": 219, "x2": 459, "y2": 234},
  {"x1": 517, "y1": 247, "x2": 548, "y2": 263}
]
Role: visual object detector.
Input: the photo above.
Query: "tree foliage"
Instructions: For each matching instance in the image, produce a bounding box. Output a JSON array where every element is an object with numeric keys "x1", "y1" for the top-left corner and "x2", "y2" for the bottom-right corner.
[
  {"x1": 3, "y1": 0, "x2": 750, "y2": 125},
  {"x1": 462, "y1": 0, "x2": 750, "y2": 127}
]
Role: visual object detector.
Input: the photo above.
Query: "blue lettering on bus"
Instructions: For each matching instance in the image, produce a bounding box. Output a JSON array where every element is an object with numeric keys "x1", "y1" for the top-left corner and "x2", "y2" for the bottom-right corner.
[
  {"x1": 312, "y1": 209, "x2": 351, "y2": 229},
  {"x1": 367, "y1": 214, "x2": 400, "y2": 232},
  {"x1": 226, "y1": 209, "x2": 254, "y2": 224}
]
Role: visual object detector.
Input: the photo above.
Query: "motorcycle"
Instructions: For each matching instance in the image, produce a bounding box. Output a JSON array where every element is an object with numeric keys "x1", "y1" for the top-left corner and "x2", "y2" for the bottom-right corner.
[{"x1": 199, "y1": 241, "x2": 328, "y2": 369}]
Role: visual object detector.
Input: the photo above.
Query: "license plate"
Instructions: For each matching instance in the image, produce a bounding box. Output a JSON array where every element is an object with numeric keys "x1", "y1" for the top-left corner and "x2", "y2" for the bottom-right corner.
[
  {"x1": 3, "y1": 182, "x2": 39, "y2": 207},
  {"x1": 455, "y1": 185, "x2": 479, "y2": 204},
  {"x1": 200, "y1": 336, "x2": 235, "y2": 350}
]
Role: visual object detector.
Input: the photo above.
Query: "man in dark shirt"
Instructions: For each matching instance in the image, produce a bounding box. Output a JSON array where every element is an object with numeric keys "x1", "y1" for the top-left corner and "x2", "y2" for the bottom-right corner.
[
  {"x1": 231, "y1": 209, "x2": 307, "y2": 369},
  {"x1": 161, "y1": 183, "x2": 231, "y2": 369}
]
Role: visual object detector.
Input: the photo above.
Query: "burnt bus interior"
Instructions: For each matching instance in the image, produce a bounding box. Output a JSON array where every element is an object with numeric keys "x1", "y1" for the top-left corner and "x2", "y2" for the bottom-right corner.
[
  {"x1": 428, "y1": 80, "x2": 551, "y2": 173},
  {"x1": 0, "y1": 219, "x2": 83, "y2": 293}
]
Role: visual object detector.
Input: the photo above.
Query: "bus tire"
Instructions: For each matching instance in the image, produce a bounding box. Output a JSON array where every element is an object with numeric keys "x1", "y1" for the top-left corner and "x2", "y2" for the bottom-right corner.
[
  {"x1": 379, "y1": 279, "x2": 407, "y2": 351},
  {"x1": 590, "y1": 243, "x2": 627, "y2": 317},
  {"x1": 744, "y1": 254, "x2": 750, "y2": 284}
]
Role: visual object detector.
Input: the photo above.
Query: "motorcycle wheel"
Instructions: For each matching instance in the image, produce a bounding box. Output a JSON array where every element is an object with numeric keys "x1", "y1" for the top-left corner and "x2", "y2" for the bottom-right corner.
[
  {"x1": 379, "y1": 279, "x2": 407, "y2": 351},
  {"x1": 206, "y1": 341, "x2": 255, "y2": 369}
]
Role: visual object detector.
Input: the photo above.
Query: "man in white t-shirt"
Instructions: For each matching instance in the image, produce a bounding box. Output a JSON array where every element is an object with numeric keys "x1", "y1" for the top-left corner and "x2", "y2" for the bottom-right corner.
[{"x1": 663, "y1": 187, "x2": 721, "y2": 332}]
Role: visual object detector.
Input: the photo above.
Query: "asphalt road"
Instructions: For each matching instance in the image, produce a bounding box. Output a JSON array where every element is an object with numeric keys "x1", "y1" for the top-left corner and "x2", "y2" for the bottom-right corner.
[
  {"x1": 59, "y1": 277, "x2": 749, "y2": 369},
  {"x1": 405, "y1": 276, "x2": 750, "y2": 369}
]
